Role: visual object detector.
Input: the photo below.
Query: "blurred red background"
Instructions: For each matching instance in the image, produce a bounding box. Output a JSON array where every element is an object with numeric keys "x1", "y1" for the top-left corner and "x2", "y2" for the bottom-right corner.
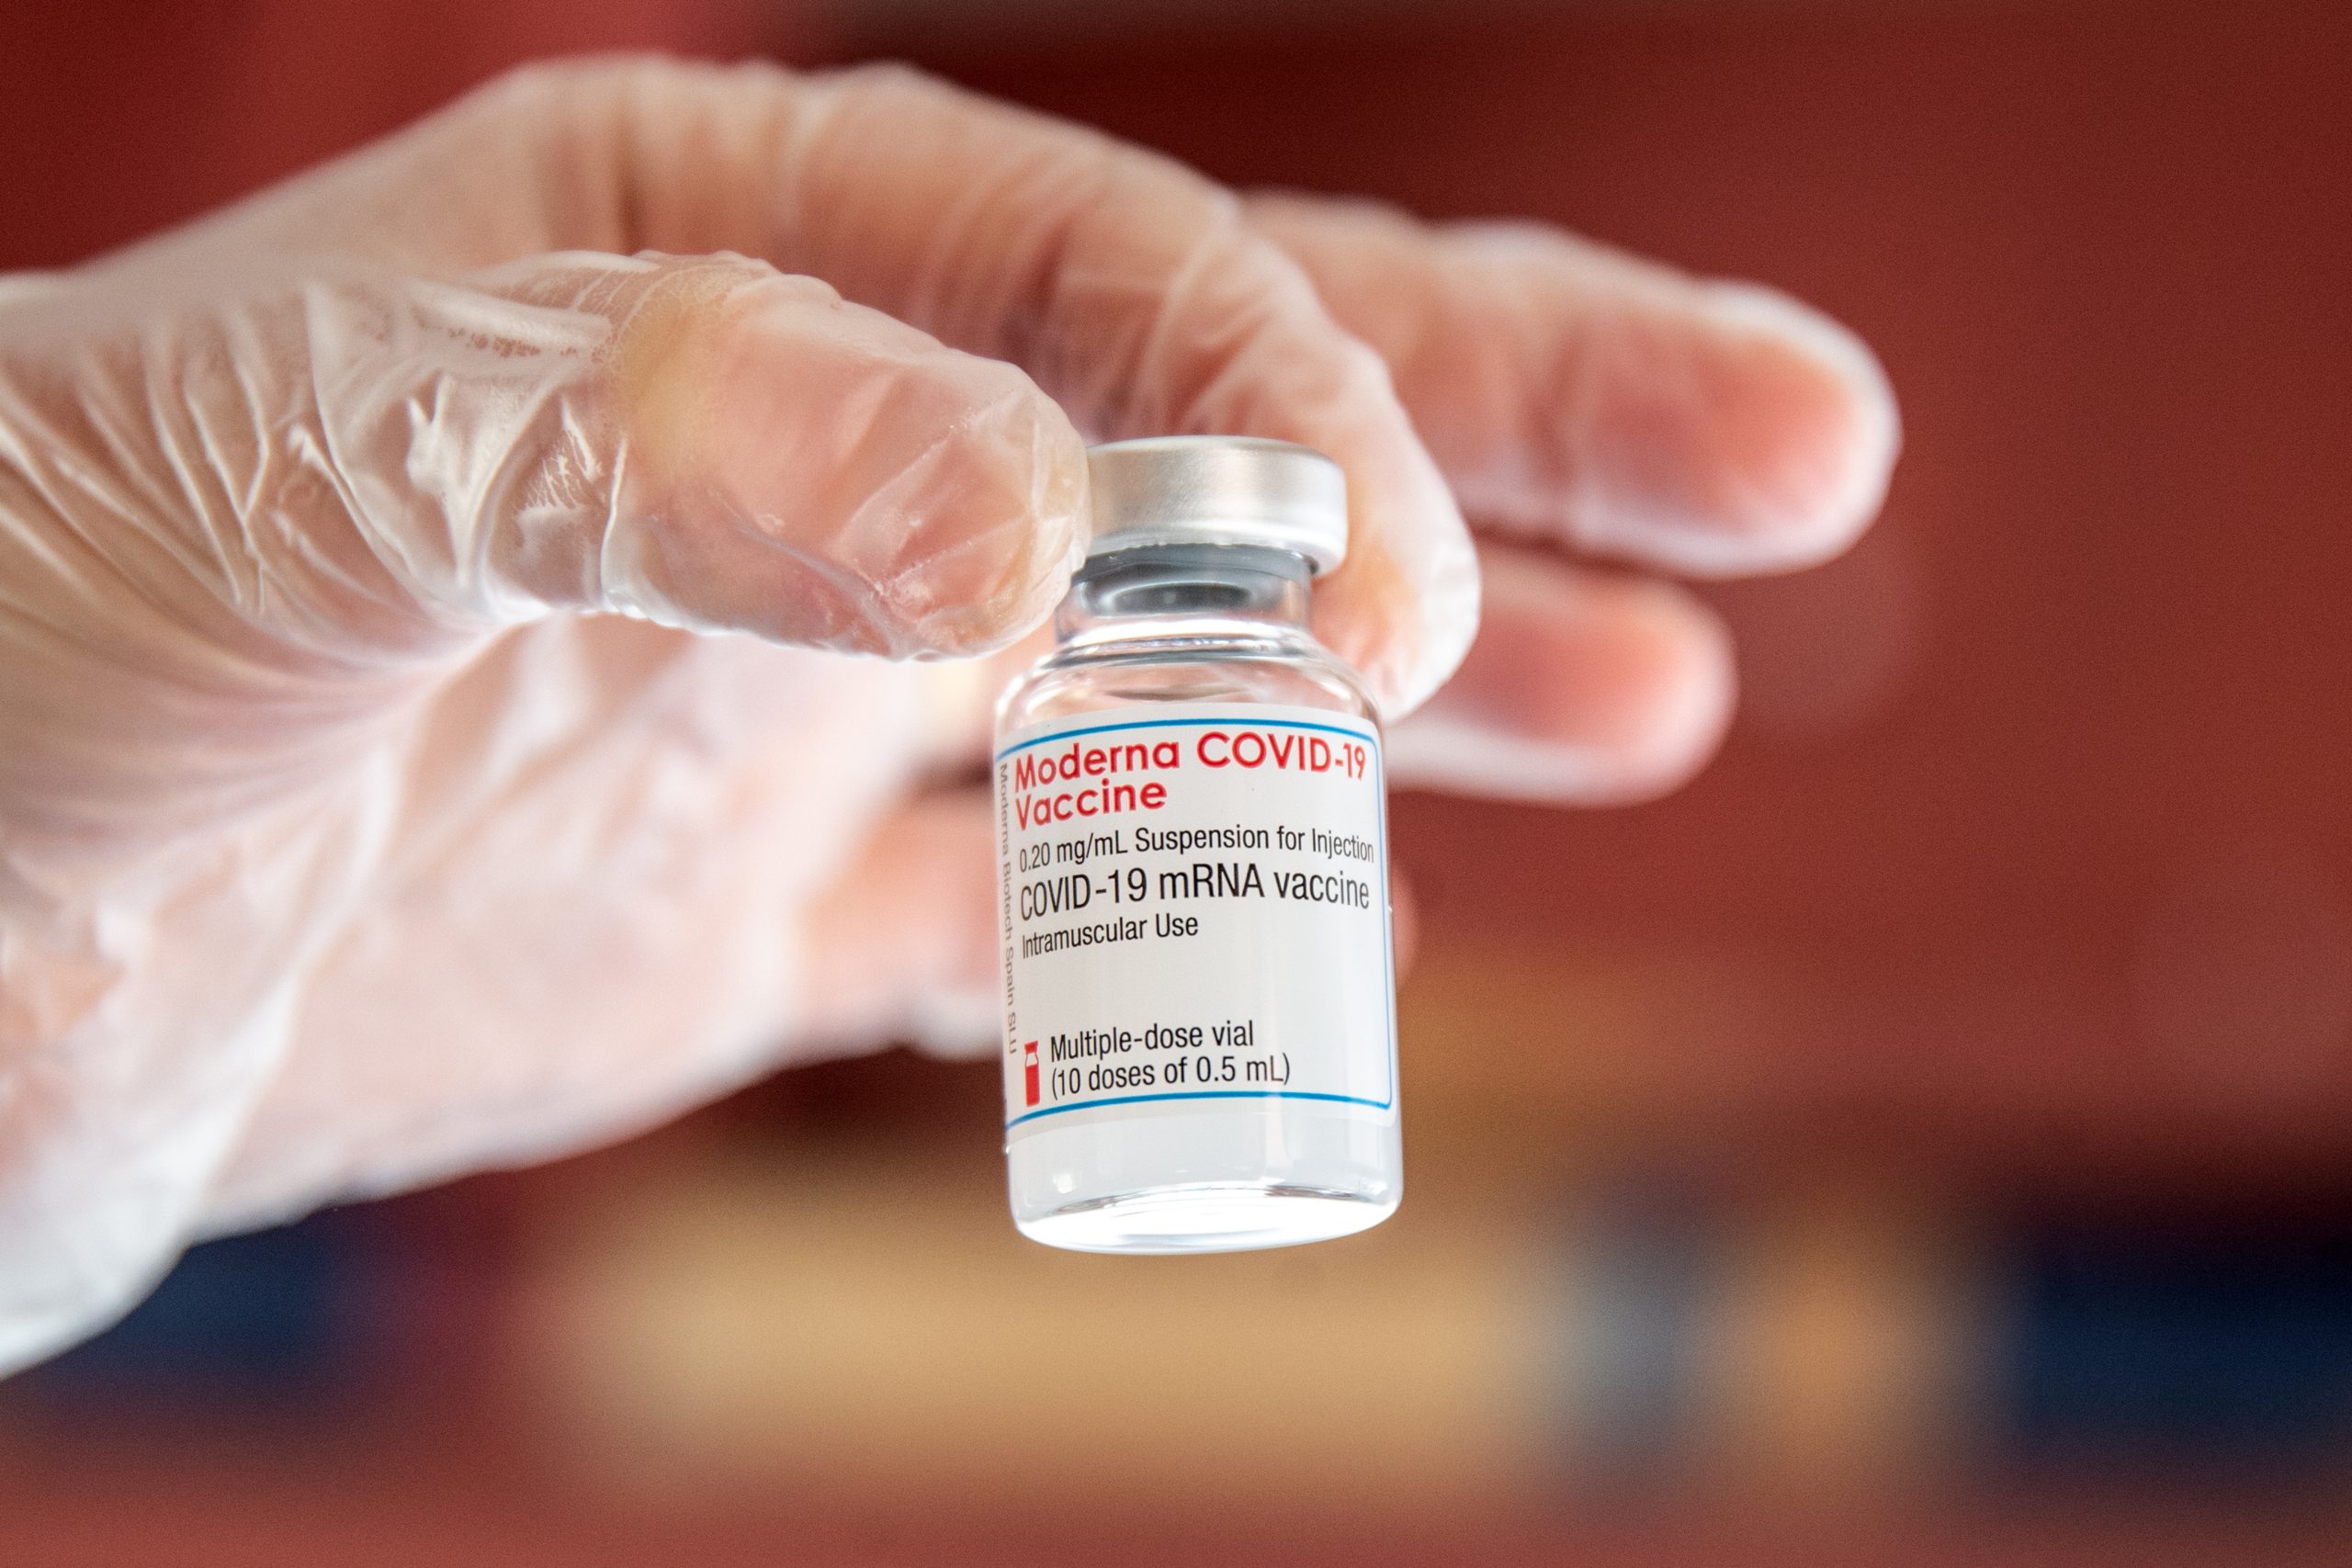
[{"x1": 2, "y1": 1, "x2": 2349, "y2": 1563}]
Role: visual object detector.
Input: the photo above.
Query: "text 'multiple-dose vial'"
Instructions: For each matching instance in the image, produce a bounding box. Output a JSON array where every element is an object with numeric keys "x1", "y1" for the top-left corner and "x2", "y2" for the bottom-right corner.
[{"x1": 993, "y1": 436, "x2": 1399, "y2": 1254}]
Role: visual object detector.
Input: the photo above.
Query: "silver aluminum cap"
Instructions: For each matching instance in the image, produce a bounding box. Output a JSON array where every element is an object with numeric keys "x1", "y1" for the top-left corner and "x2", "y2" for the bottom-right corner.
[{"x1": 1085, "y1": 436, "x2": 1347, "y2": 574}]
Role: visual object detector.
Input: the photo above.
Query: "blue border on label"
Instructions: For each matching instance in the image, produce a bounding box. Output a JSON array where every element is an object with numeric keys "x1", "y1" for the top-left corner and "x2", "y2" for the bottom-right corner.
[
  {"x1": 1005, "y1": 1088, "x2": 1390, "y2": 1132},
  {"x1": 997, "y1": 710, "x2": 1398, "y2": 1131}
]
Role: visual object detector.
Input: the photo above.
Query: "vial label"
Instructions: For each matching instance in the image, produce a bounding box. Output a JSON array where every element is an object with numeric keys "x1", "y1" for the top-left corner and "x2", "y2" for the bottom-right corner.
[{"x1": 994, "y1": 702, "x2": 1396, "y2": 1141}]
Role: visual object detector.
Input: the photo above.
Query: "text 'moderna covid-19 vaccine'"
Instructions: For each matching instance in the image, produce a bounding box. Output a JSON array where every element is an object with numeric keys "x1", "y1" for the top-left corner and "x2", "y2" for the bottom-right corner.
[{"x1": 993, "y1": 436, "x2": 1399, "y2": 1253}]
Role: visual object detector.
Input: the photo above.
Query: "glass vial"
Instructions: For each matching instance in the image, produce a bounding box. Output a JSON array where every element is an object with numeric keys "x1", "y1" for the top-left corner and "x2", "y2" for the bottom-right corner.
[{"x1": 993, "y1": 436, "x2": 1400, "y2": 1253}]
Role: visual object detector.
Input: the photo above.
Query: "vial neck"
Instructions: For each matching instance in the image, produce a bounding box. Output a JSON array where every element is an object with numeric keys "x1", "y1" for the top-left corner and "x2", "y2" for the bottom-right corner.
[{"x1": 1056, "y1": 545, "x2": 1314, "y2": 646}]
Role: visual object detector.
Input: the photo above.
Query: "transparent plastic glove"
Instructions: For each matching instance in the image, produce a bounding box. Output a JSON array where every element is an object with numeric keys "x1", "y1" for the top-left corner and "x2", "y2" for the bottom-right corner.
[{"x1": 0, "y1": 58, "x2": 1894, "y2": 1371}]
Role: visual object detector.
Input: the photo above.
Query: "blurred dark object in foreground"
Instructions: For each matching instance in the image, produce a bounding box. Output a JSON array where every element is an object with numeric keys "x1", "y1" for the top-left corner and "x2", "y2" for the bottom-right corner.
[{"x1": 22, "y1": 1222, "x2": 370, "y2": 1408}]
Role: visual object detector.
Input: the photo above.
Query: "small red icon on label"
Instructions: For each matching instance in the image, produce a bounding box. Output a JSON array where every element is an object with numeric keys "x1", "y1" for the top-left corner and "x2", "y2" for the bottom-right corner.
[{"x1": 1023, "y1": 1040, "x2": 1041, "y2": 1108}]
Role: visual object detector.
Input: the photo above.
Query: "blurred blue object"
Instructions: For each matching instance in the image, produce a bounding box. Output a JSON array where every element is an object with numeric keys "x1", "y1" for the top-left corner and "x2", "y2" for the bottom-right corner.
[
  {"x1": 2006, "y1": 1218, "x2": 2352, "y2": 1470},
  {"x1": 20, "y1": 1213, "x2": 379, "y2": 1406}
]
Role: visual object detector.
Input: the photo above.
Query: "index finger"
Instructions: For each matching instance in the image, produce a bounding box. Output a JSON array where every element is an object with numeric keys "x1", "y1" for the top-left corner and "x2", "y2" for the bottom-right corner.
[
  {"x1": 744, "y1": 65, "x2": 1479, "y2": 710},
  {"x1": 176, "y1": 60, "x2": 1480, "y2": 716}
]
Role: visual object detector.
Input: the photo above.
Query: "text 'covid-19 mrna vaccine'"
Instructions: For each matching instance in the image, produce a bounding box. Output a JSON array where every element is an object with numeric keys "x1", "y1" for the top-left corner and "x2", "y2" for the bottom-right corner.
[{"x1": 993, "y1": 436, "x2": 1399, "y2": 1255}]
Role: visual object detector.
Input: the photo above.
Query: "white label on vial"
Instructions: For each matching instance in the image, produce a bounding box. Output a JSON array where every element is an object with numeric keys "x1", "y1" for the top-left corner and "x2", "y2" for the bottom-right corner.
[{"x1": 994, "y1": 702, "x2": 1396, "y2": 1141}]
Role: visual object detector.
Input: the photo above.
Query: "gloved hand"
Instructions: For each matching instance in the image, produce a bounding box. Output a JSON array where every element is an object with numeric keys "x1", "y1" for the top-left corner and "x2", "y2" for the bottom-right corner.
[{"x1": 0, "y1": 58, "x2": 1895, "y2": 1370}]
